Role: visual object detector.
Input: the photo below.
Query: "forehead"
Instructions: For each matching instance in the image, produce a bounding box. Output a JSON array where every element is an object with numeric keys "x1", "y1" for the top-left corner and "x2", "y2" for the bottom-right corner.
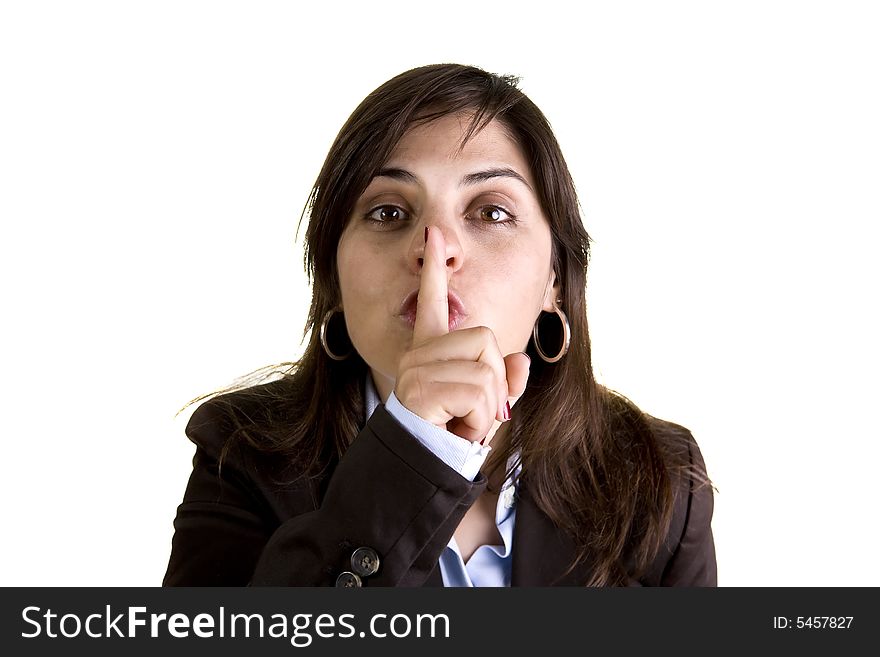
[{"x1": 386, "y1": 114, "x2": 530, "y2": 174}]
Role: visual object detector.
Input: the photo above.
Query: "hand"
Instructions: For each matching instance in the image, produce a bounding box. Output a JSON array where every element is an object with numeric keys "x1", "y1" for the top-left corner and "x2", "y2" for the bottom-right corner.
[{"x1": 393, "y1": 226, "x2": 531, "y2": 443}]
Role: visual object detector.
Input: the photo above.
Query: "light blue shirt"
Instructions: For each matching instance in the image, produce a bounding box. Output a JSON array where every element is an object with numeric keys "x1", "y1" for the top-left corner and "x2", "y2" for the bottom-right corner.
[{"x1": 363, "y1": 373, "x2": 520, "y2": 587}]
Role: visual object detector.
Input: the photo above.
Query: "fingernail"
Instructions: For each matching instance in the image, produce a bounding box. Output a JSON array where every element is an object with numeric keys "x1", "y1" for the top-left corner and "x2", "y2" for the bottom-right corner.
[
  {"x1": 425, "y1": 226, "x2": 429, "y2": 243},
  {"x1": 503, "y1": 401, "x2": 511, "y2": 421}
]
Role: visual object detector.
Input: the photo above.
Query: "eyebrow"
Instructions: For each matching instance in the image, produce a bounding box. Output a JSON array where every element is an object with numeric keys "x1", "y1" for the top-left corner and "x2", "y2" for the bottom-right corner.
[{"x1": 373, "y1": 166, "x2": 533, "y2": 191}]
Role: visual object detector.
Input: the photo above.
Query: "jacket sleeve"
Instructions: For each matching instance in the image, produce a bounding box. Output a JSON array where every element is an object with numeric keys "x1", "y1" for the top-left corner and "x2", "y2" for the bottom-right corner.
[
  {"x1": 163, "y1": 401, "x2": 486, "y2": 587},
  {"x1": 658, "y1": 438, "x2": 718, "y2": 586}
]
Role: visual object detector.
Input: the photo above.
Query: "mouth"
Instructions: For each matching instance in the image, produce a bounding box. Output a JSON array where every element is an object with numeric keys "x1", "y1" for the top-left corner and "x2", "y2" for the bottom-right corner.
[{"x1": 398, "y1": 290, "x2": 468, "y2": 332}]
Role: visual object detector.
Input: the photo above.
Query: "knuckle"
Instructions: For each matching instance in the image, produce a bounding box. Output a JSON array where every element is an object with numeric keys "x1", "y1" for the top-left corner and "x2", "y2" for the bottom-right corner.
[
  {"x1": 412, "y1": 367, "x2": 429, "y2": 404},
  {"x1": 475, "y1": 384, "x2": 491, "y2": 406},
  {"x1": 397, "y1": 368, "x2": 426, "y2": 409},
  {"x1": 475, "y1": 361, "x2": 494, "y2": 381},
  {"x1": 475, "y1": 325, "x2": 493, "y2": 341}
]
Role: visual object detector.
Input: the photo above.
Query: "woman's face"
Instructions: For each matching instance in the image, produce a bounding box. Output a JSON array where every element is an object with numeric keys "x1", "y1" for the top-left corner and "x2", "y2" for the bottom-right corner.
[{"x1": 336, "y1": 113, "x2": 560, "y2": 402}]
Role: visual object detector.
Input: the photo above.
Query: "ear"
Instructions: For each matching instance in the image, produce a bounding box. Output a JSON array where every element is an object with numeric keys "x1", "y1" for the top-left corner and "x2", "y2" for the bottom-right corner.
[{"x1": 542, "y1": 269, "x2": 561, "y2": 313}]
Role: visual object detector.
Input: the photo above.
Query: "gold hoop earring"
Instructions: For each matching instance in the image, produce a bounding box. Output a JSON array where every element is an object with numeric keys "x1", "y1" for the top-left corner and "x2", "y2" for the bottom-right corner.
[
  {"x1": 532, "y1": 300, "x2": 570, "y2": 363},
  {"x1": 320, "y1": 306, "x2": 353, "y2": 361}
]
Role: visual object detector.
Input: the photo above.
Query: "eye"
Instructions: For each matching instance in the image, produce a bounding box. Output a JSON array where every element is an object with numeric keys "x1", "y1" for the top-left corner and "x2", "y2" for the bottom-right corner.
[
  {"x1": 475, "y1": 204, "x2": 517, "y2": 226},
  {"x1": 364, "y1": 205, "x2": 409, "y2": 224}
]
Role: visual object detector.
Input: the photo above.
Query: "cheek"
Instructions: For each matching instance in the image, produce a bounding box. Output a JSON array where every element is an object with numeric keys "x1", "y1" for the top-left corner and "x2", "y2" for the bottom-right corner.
[
  {"x1": 483, "y1": 242, "x2": 551, "y2": 312},
  {"x1": 476, "y1": 250, "x2": 546, "y2": 353},
  {"x1": 337, "y1": 242, "x2": 396, "y2": 366},
  {"x1": 338, "y1": 238, "x2": 367, "y2": 291},
  {"x1": 338, "y1": 244, "x2": 385, "y2": 311}
]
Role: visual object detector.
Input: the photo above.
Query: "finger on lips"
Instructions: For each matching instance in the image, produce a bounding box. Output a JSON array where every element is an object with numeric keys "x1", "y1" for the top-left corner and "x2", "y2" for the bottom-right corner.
[
  {"x1": 412, "y1": 225, "x2": 449, "y2": 346},
  {"x1": 403, "y1": 225, "x2": 518, "y2": 438}
]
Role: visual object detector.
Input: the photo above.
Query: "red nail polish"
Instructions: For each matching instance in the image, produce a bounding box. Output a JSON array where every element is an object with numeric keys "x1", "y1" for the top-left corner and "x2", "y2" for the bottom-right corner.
[
  {"x1": 503, "y1": 401, "x2": 511, "y2": 421},
  {"x1": 425, "y1": 226, "x2": 429, "y2": 243}
]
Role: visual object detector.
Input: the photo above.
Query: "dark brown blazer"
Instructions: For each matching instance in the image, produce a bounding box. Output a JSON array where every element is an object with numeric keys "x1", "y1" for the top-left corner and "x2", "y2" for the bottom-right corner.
[{"x1": 163, "y1": 388, "x2": 717, "y2": 587}]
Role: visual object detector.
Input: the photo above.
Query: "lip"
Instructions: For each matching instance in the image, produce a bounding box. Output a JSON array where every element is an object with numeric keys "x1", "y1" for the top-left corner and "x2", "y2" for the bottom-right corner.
[{"x1": 398, "y1": 288, "x2": 468, "y2": 331}]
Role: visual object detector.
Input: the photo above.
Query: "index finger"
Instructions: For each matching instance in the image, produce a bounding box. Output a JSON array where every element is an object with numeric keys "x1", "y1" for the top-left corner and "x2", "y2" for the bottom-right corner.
[{"x1": 412, "y1": 225, "x2": 449, "y2": 345}]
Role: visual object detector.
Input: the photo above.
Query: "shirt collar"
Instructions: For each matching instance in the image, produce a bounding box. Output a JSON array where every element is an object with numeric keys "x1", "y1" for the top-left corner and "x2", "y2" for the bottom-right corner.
[{"x1": 364, "y1": 370, "x2": 382, "y2": 421}]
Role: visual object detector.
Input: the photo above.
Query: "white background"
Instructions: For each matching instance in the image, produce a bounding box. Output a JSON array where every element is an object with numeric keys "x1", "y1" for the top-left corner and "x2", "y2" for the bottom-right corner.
[{"x1": 1, "y1": 0, "x2": 877, "y2": 586}]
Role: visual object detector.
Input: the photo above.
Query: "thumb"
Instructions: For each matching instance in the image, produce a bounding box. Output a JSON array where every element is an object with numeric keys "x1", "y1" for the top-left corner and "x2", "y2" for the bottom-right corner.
[{"x1": 503, "y1": 351, "x2": 532, "y2": 413}]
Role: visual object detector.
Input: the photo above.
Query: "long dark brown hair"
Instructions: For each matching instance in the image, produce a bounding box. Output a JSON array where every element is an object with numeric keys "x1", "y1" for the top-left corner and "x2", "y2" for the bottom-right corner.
[{"x1": 180, "y1": 63, "x2": 711, "y2": 586}]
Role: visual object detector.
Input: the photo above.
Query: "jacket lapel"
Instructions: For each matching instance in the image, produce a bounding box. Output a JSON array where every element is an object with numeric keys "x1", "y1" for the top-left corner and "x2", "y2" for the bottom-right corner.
[
  {"x1": 418, "y1": 481, "x2": 596, "y2": 587},
  {"x1": 510, "y1": 483, "x2": 594, "y2": 586},
  {"x1": 423, "y1": 562, "x2": 444, "y2": 587}
]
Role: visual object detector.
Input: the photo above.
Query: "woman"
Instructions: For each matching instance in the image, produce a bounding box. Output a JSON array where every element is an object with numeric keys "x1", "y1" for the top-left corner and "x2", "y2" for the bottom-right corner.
[{"x1": 163, "y1": 63, "x2": 716, "y2": 587}]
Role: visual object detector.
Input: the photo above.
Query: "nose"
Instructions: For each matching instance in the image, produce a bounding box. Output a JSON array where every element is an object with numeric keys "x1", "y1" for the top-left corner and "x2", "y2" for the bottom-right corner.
[{"x1": 408, "y1": 219, "x2": 463, "y2": 277}]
